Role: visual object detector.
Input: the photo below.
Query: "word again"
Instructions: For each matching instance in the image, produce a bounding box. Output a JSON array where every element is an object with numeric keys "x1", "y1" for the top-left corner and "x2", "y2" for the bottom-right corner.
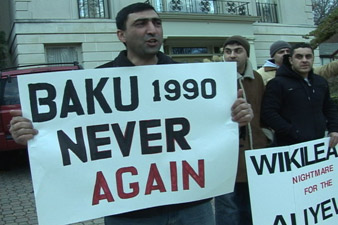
[{"x1": 92, "y1": 160, "x2": 205, "y2": 205}]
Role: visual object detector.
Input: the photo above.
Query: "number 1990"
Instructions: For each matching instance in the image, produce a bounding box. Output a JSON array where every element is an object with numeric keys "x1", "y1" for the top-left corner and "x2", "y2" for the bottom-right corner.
[{"x1": 152, "y1": 79, "x2": 217, "y2": 102}]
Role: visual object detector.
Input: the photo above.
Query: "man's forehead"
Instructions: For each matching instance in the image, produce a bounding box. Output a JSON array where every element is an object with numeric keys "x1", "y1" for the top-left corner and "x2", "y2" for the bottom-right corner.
[
  {"x1": 293, "y1": 47, "x2": 312, "y2": 55},
  {"x1": 225, "y1": 44, "x2": 244, "y2": 50},
  {"x1": 127, "y1": 10, "x2": 159, "y2": 22}
]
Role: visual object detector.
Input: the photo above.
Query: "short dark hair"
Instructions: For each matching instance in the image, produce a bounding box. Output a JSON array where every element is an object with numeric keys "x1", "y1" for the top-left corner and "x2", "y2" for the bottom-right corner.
[
  {"x1": 290, "y1": 42, "x2": 314, "y2": 56},
  {"x1": 116, "y1": 2, "x2": 157, "y2": 30}
]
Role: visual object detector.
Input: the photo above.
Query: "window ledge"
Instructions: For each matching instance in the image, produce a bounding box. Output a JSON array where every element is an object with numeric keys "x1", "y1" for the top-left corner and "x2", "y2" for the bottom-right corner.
[{"x1": 159, "y1": 13, "x2": 260, "y2": 24}]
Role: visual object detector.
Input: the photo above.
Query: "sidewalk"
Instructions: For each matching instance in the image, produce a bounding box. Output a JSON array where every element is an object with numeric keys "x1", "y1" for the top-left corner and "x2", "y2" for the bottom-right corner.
[{"x1": 0, "y1": 151, "x2": 104, "y2": 225}]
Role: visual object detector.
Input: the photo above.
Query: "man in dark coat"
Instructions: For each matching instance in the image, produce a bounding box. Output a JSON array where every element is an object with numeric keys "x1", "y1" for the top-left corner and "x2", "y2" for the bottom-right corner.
[{"x1": 261, "y1": 42, "x2": 338, "y2": 147}]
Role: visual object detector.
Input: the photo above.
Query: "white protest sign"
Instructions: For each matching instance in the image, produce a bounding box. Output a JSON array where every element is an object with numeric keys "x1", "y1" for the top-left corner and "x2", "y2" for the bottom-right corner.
[
  {"x1": 246, "y1": 138, "x2": 338, "y2": 225},
  {"x1": 18, "y1": 62, "x2": 239, "y2": 225}
]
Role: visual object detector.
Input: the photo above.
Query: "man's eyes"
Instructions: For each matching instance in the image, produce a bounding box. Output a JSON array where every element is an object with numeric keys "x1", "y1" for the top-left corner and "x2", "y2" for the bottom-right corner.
[
  {"x1": 135, "y1": 21, "x2": 146, "y2": 26},
  {"x1": 154, "y1": 20, "x2": 162, "y2": 26},
  {"x1": 134, "y1": 19, "x2": 162, "y2": 27},
  {"x1": 225, "y1": 49, "x2": 243, "y2": 54},
  {"x1": 277, "y1": 50, "x2": 289, "y2": 54},
  {"x1": 295, "y1": 54, "x2": 313, "y2": 59}
]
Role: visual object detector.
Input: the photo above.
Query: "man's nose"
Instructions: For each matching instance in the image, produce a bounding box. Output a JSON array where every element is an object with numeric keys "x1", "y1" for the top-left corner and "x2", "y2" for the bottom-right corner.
[
  {"x1": 146, "y1": 22, "x2": 156, "y2": 34},
  {"x1": 282, "y1": 50, "x2": 289, "y2": 55},
  {"x1": 230, "y1": 51, "x2": 237, "y2": 57}
]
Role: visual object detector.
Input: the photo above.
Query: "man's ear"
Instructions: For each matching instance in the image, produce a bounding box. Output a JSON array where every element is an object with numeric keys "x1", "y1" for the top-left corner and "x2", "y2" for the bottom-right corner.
[
  {"x1": 288, "y1": 56, "x2": 293, "y2": 66},
  {"x1": 117, "y1": 29, "x2": 126, "y2": 44}
]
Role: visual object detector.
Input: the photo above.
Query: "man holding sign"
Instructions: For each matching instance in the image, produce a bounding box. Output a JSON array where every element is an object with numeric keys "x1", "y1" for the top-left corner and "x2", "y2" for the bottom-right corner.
[
  {"x1": 10, "y1": 2, "x2": 253, "y2": 225},
  {"x1": 246, "y1": 43, "x2": 338, "y2": 225},
  {"x1": 215, "y1": 35, "x2": 269, "y2": 225}
]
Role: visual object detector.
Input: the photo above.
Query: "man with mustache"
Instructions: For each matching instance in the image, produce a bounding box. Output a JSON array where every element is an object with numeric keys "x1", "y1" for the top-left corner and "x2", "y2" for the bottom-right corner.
[
  {"x1": 96, "y1": 3, "x2": 169, "y2": 67},
  {"x1": 262, "y1": 43, "x2": 338, "y2": 148},
  {"x1": 9, "y1": 3, "x2": 254, "y2": 225},
  {"x1": 215, "y1": 35, "x2": 269, "y2": 225},
  {"x1": 257, "y1": 40, "x2": 291, "y2": 85}
]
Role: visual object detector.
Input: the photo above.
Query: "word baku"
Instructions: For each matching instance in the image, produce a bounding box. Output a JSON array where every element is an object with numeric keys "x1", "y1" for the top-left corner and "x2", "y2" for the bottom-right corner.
[{"x1": 29, "y1": 77, "x2": 140, "y2": 122}]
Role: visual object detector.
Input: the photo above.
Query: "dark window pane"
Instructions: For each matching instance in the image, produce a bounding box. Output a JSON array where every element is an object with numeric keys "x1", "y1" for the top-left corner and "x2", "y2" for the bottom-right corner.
[
  {"x1": 2, "y1": 78, "x2": 20, "y2": 105},
  {"x1": 172, "y1": 47, "x2": 208, "y2": 55}
]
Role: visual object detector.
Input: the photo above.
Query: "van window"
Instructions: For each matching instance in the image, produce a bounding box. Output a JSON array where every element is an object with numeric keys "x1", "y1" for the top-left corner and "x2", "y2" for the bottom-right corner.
[{"x1": 2, "y1": 77, "x2": 20, "y2": 105}]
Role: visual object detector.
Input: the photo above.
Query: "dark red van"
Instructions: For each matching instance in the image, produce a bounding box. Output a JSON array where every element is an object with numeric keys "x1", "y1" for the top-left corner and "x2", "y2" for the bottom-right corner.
[{"x1": 0, "y1": 62, "x2": 82, "y2": 151}]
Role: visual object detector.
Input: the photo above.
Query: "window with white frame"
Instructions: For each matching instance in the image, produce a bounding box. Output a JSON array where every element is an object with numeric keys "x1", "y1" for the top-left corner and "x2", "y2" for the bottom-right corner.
[
  {"x1": 78, "y1": 0, "x2": 109, "y2": 18},
  {"x1": 45, "y1": 45, "x2": 81, "y2": 65}
]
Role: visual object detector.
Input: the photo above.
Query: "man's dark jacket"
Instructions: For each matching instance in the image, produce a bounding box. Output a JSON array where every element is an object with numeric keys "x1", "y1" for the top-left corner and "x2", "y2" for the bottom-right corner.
[{"x1": 261, "y1": 57, "x2": 338, "y2": 146}]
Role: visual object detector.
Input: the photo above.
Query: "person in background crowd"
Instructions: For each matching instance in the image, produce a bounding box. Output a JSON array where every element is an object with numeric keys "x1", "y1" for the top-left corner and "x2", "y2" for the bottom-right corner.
[
  {"x1": 314, "y1": 60, "x2": 338, "y2": 79},
  {"x1": 257, "y1": 40, "x2": 291, "y2": 85},
  {"x1": 258, "y1": 41, "x2": 338, "y2": 85},
  {"x1": 261, "y1": 42, "x2": 338, "y2": 148},
  {"x1": 9, "y1": 3, "x2": 254, "y2": 225},
  {"x1": 215, "y1": 35, "x2": 269, "y2": 225}
]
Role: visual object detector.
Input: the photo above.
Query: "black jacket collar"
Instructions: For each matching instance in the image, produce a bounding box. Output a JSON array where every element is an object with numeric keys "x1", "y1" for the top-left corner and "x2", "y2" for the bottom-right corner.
[{"x1": 96, "y1": 50, "x2": 177, "y2": 68}]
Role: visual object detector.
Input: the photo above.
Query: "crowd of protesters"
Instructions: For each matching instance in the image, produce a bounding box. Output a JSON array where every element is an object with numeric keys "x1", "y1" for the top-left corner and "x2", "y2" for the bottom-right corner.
[{"x1": 8, "y1": 2, "x2": 338, "y2": 225}]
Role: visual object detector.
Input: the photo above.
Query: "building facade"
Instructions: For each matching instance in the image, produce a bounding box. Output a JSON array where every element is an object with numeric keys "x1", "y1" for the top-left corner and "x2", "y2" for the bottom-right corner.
[{"x1": 0, "y1": 0, "x2": 319, "y2": 69}]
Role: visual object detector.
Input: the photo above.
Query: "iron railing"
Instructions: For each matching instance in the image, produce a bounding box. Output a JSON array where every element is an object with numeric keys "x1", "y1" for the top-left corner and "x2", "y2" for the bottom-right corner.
[
  {"x1": 152, "y1": 0, "x2": 251, "y2": 16},
  {"x1": 78, "y1": 0, "x2": 109, "y2": 18},
  {"x1": 149, "y1": 1, "x2": 280, "y2": 22},
  {"x1": 256, "y1": 2, "x2": 278, "y2": 23}
]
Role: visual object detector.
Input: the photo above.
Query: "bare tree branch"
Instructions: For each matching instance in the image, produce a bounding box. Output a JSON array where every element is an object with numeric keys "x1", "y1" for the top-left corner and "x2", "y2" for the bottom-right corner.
[{"x1": 312, "y1": 0, "x2": 338, "y2": 25}]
